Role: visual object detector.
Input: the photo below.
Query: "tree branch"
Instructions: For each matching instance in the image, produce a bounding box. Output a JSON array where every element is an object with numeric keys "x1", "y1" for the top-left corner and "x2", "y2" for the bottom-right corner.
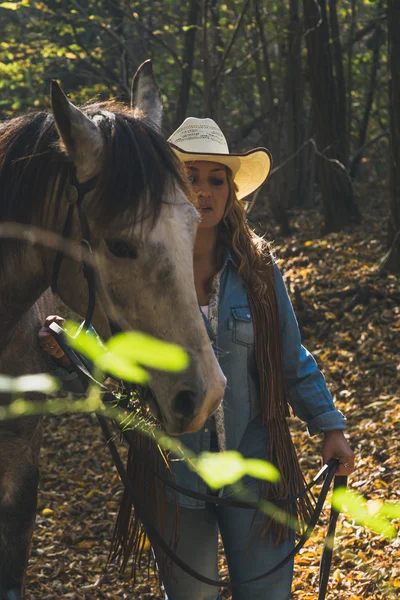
[{"x1": 213, "y1": 0, "x2": 251, "y2": 83}]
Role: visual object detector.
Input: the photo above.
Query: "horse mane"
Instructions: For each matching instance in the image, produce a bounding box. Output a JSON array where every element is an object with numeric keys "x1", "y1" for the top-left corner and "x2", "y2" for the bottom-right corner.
[{"x1": 0, "y1": 101, "x2": 189, "y2": 231}]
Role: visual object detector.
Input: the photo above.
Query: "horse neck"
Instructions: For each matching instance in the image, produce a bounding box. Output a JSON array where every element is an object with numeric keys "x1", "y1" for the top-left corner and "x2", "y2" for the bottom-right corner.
[{"x1": 0, "y1": 245, "x2": 47, "y2": 351}]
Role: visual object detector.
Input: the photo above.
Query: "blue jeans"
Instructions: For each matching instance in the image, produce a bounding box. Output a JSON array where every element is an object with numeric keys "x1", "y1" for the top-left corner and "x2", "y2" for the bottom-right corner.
[{"x1": 152, "y1": 501, "x2": 295, "y2": 600}]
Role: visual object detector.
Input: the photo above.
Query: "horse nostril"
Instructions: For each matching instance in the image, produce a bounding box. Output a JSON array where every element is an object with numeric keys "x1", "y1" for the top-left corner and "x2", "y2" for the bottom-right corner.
[{"x1": 173, "y1": 390, "x2": 197, "y2": 419}]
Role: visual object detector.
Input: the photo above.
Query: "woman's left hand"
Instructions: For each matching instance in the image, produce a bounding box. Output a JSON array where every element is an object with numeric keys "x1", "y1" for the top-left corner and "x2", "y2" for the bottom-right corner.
[{"x1": 322, "y1": 430, "x2": 355, "y2": 477}]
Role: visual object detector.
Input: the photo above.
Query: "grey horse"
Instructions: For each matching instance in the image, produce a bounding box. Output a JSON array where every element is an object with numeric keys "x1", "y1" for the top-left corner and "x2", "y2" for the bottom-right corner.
[{"x1": 0, "y1": 62, "x2": 225, "y2": 599}]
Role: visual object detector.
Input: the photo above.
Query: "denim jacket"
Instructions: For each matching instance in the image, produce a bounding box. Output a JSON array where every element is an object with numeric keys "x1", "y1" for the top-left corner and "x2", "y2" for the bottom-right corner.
[{"x1": 169, "y1": 252, "x2": 346, "y2": 507}]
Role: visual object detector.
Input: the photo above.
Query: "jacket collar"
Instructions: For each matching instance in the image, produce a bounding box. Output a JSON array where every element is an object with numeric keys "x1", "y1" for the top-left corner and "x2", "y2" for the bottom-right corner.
[{"x1": 221, "y1": 247, "x2": 238, "y2": 269}]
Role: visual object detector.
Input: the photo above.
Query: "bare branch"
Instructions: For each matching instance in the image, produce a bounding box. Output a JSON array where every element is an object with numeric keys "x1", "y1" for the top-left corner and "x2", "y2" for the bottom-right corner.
[{"x1": 213, "y1": 0, "x2": 251, "y2": 82}]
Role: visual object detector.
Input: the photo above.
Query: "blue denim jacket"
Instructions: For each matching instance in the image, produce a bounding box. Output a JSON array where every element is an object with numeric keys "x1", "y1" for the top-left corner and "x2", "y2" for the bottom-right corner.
[{"x1": 170, "y1": 252, "x2": 346, "y2": 507}]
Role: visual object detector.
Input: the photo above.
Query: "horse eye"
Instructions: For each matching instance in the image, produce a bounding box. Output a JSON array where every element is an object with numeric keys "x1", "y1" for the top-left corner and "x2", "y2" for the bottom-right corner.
[{"x1": 105, "y1": 238, "x2": 138, "y2": 259}]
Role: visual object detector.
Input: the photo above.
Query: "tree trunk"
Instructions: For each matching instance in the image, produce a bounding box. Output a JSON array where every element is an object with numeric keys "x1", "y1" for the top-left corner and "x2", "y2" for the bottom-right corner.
[
  {"x1": 253, "y1": 0, "x2": 291, "y2": 235},
  {"x1": 328, "y1": 0, "x2": 347, "y2": 166},
  {"x1": 381, "y1": 0, "x2": 400, "y2": 273},
  {"x1": 202, "y1": 0, "x2": 223, "y2": 121},
  {"x1": 287, "y1": 0, "x2": 306, "y2": 207},
  {"x1": 303, "y1": 0, "x2": 360, "y2": 232},
  {"x1": 350, "y1": 23, "x2": 384, "y2": 180},
  {"x1": 174, "y1": 0, "x2": 201, "y2": 129},
  {"x1": 346, "y1": 0, "x2": 357, "y2": 163}
]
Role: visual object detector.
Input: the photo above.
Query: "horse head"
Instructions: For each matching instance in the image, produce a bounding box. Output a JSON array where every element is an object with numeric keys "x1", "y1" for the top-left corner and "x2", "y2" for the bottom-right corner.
[{"x1": 0, "y1": 61, "x2": 226, "y2": 435}]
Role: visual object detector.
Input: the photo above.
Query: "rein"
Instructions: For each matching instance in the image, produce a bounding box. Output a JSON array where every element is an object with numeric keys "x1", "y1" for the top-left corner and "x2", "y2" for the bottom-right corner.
[
  {"x1": 50, "y1": 169, "x2": 346, "y2": 597},
  {"x1": 99, "y1": 414, "x2": 344, "y2": 596}
]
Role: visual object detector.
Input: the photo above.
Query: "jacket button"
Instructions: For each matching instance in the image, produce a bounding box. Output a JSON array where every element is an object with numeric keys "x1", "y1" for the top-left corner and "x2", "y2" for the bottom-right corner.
[{"x1": 246, "y1": 313, "x2": 250, "y2": 318}]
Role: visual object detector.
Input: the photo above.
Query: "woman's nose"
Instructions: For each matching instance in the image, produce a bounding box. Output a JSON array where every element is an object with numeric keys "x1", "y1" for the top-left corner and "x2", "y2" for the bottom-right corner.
[{"x1": 198, "y1": 188, "x2": 212, "y2": 198}]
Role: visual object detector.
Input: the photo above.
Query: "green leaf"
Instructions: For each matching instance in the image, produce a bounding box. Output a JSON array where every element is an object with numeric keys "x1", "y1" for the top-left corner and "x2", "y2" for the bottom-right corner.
[
  {"x1": 244, "y1": 458, "x2": 281, "y2": 482},
  {"x1": 65, "y1": 322, "x2": 187, "y2": 383},
  {"x1": 96, "y1": 353, "x2": 149, "y2": 384},
  {"x1": 0, "y1": 374, "x2": 59, "y2": 394},
  {"x1": 191, "y1": 451, "x2": 281, "y2": 490},
  {"x1": 182, "y1": 24, "x2": 198, "y2": 32},
  {"x1": 106, "y1": 332, "x2": 189, "y2": 372},
  {"x1": 64, "y1": 321, "x2": 106, "y2": 362},
  {"x1": 14, "y1": 374, "x2": 60, "y2": 393},
  {"x1": 379, "y1": 503, "x2": 400, "y2": 519},
  {"x1": 0, "y1": 2, "x2": 21, "y2": 10},
  {"x1": 332, "y1": 488, "x2": 398, "y2": 539}
]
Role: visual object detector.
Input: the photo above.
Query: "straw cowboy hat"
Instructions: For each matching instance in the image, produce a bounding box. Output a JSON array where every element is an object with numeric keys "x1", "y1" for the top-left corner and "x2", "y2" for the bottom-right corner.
[{"x1": 168, "y1": 117, "x2": 272, "y2": 203}]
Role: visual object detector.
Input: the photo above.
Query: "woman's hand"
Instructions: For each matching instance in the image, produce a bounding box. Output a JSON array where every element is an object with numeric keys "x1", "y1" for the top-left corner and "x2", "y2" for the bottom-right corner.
[
  {"x1": 322, "y1": 430, "x2": 355, "y2": 477},
  {"x1": 38, "y1": 315, "x2": 72, "y2": 368}
]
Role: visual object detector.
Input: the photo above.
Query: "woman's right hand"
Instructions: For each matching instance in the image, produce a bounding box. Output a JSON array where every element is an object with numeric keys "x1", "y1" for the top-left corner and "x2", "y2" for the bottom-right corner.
[{"x1": 38, "y1": 315, "x2": 72, "y2": 367}]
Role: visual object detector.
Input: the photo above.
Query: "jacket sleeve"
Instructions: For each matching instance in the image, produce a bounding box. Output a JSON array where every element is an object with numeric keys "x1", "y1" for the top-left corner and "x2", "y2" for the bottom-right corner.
[{"x1": 273, "y1": 263, "x2": 346, "y2": 436}]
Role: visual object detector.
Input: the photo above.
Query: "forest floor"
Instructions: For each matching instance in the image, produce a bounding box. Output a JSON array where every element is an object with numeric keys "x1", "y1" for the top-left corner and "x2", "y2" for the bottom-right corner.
[{"x1": 26, "y1": 205, "x2": 399, "y2": 599}]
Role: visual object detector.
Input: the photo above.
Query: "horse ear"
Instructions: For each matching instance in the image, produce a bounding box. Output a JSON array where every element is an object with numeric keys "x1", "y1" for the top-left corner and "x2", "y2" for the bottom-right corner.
[
  {"x1": 50, "y1": 80, "x2": 103, "y2": 176},
  {"x1": 131, "y1": 60, "x2": 162, "y2": 130}
]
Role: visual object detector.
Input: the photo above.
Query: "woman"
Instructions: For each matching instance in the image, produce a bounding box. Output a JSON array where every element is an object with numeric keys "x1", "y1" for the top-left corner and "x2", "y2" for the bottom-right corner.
[{"x1": 39, "y1": 117, "x2": 355, "y2": 600}]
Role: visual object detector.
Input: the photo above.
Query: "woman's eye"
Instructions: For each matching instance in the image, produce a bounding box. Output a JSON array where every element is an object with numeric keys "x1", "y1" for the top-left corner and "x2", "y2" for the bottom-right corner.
[
  {"x1": 105, "y1": 238, "x2": 138, "y2": 259},
  {"x1": 210, "y1": 178, "x2": 224, "y2": 186},
  {"x1": 187, "y1": 175, "x2": 196, "y2": 184}
]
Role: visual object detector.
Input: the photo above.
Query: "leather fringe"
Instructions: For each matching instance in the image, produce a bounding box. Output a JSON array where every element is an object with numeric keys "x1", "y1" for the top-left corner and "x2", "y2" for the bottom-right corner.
[
  {"x1": 247, "y1": 258, "x2": 314, "y2": 544},
  {"x1": 108, "y1": 428, "x2": 179, "y2": 583}
]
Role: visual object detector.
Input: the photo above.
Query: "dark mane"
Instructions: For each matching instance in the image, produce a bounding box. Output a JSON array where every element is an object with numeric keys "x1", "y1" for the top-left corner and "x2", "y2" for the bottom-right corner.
[{"x1": 0, "y1": 101, "x2": 189, "y2": 230}]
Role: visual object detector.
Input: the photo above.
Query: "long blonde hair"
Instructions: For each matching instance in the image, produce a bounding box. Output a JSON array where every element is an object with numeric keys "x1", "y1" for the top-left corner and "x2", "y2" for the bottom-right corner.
[
  {"x1": 219, "y1": 168, "x2": 313, "y2": 542},
  {"x1": 218, "y1": 168, "x2": 273, "y2": 295}
]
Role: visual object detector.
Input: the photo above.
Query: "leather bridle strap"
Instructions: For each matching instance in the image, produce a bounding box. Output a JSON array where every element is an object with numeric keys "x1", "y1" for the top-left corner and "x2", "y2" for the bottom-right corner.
[
  {"x1": 98, "y1": 416, "x2": 345, "y2": 594},
  {"x1": 51, "y1": 168, "x2": 97, "y2": 330}
]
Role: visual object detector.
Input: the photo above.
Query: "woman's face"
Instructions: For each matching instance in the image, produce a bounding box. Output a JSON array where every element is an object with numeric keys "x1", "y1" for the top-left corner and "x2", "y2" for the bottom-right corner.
[{"x1": 185, "y1": 161, "x2": 229, "y2": 229}]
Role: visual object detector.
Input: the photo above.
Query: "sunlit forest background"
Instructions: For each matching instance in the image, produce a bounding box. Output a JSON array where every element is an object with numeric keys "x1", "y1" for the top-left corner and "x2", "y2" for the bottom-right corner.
[{"x1": 1, "y1": 1, "x2": 399, "y2": 599}]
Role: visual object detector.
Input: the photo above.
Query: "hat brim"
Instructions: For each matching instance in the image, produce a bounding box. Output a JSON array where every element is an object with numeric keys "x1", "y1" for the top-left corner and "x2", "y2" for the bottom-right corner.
[{"x1": 169, "y1": 145, "x2": 272, "y2": 202}]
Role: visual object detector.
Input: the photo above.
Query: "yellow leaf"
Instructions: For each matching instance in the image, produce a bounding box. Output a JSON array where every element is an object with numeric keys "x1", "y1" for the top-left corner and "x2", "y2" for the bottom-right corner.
[
  {"x1": 76, "y1": 540, "x2": 96, "y2": 549},
  {"x1": 325, "y1": 311, "x2": 336, "y2": 320},
  {"x1": 143, "y1": 535, "x2": 151, "y2": 550},
  {"x1": 333, "y1": 568, "x2": 342, "y2": 584},
  {"x1": 42, "y1": 508, "x2": 54, "y2": 516},
  {"x1": 304, "y1": 240, "x2": 313, "y2": 247}
]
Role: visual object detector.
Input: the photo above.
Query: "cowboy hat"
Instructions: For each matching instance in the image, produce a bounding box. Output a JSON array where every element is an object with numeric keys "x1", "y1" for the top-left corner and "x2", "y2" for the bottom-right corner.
[{"x1": 167, "y1": 117, "x2": 272, "y2": 202}]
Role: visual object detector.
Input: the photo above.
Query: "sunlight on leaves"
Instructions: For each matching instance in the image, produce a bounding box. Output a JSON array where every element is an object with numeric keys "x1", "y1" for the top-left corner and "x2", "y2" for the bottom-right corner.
[
  {"x1": 191, "y1": 451, "x2": 281, "y2": 490},
  {"x1": 0, "y1": 2, "x2": 21, "y2": 10},
  {"x1": 106, "y1": 332, "x2": 189, "y2": 372},
  {"x1": 64, "y1": 321, "x2": 105, "y2": 361},
  {"x1": 65, "y1": 321, "x2": 188, "y2": 384},
  {"x1": 96, "y1": 353, "x2": 149, "y2": 384},
  {"x1": 332, "y1": 487, "x2": 399, "y2": 539}
]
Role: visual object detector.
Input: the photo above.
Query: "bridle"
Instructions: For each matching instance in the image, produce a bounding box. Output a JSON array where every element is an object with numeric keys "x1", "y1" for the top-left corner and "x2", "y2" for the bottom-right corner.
[
  {"x1": 51, "y1": 167, "x2": 98, "y2": 332},
  {"x1": 49, "y1": 167, "x2": 347, "y2": 599}
]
